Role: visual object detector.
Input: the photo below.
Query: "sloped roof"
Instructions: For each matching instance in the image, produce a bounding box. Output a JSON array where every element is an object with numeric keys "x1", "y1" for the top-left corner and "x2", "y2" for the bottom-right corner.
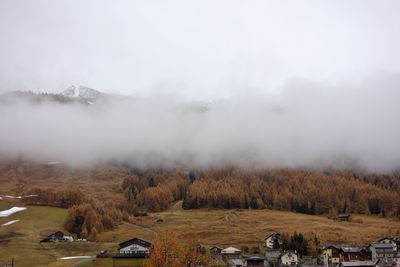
[
  {"x1": 341, "y1": 247, "x2": 366, "y2": 253},
  {"x1": 323, "y1": 243, "x2": 340, "y2": 250},
  {"x1": 340, "y1": 261, "x2": 377, "y2": 267},
  {"x1": 118, "y1": 237, "x2": 152, "y2": 249},
  {"x1": 265, "y1": 232, "x2": 281, "y2": 240},
  {"x1": 221, "y1": 247, "x2": 241, "y2": 254},
  {"x1": 281, "y1": 251, "x2": 298, "y2": 257}
]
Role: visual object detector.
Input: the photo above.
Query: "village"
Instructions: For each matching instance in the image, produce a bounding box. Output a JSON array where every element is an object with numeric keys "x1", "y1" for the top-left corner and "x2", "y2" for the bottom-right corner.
[
  {"x1": 94, "y1": 234, "x2": 400, "y2": 267},
  {"x1": 38, "y1": 215, "x2": 400, "y2": 267}
]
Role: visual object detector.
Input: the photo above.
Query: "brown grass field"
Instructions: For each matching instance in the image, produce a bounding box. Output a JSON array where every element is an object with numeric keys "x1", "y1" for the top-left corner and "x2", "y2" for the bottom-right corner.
[
  {"x1": 99, "y1": 201, "x2": 400, "y2": 247},
  {"x1": 0, "y1": 199, "x2": 399, "y2": 267}
]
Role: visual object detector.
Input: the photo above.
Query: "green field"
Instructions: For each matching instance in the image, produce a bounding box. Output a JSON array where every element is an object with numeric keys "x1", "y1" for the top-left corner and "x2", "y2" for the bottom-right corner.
[
  {"x1": 0, "y1": 204, "x2": 147, "y2": 267},
  {"x1": 0, "y1": 205, "x2": 105, "y2": 267}
]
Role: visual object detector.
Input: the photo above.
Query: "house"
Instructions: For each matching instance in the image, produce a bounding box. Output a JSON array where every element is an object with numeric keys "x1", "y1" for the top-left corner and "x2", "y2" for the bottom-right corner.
[
  {"x1": 377, "y1": 237, "x2": 400, "y2": 252},
  {"x1": 338, "y1": 261, "x2": 377, "y2": 267},
  {"x1": 369, "y1": 243, "x2": 396, "y2": 265},
  {"x1": 337, "y1": 214, "x2": 351, "y2": 222},
  {"x1": 322, "y1": 244, "x2": 341, "y2": 264},
  {"x1": 340, "y1": 247, "x2": 371, "y2": 262},
  {"x1": 210, "y1": 246, "x2": 223, "y2": 259},
  {"x1": 210, "y1": 246, "x2": 223, "y2": 255},
  {"x1": 40, "y1": 231, "x2": 65, "y2": 243},
  {"x1": 221, "y1": 247, "x2": 242, "y2": 259},
  {"x1": 265, "y1": 233, "x2": 282, "y2": 249},
  {"x1": 246, "y1": 256, "x2": 265, "y2": 267},
  {"x1": 281, "y1": 251, "x2": 298, "y2": 265},
  {"x1": 117, "y1": 237, "x2": 152, "y2": 257}
]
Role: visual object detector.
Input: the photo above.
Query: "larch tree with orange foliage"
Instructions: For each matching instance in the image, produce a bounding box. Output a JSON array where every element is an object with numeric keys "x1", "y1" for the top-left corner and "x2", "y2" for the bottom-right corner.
[{"x1": 144, "y1": 230, "x2": 213, "y2": 267}]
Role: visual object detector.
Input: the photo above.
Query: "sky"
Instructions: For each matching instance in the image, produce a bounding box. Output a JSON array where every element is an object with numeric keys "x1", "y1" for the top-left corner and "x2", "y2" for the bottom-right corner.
[
  {"x1": 1, "y1": 1, "x2": 400, "y2": 172},
  {"x1": 0, "y1": 0, "x2": 399, "y2": 99}
]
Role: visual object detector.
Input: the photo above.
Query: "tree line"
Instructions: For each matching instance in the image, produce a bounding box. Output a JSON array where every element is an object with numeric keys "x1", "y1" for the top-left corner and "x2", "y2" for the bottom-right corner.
[
  {"x1": 181, "y1": 169, "x2": 400, "y2": 216},
  {"x1": 20, "y1": 167, "x2": 400, "y2": 240},
  {"x1": 120, "y1": 168, "x2": 400, "y2": 217}
]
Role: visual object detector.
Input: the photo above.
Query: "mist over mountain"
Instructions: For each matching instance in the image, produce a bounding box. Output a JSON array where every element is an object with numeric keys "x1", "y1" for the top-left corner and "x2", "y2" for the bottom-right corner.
[
  {"x1": 1, "y1": 74, "x2": 400, "y2": 172},
  {"x1": 1, "y1": 1, "x2": 400, "y2": 172}
]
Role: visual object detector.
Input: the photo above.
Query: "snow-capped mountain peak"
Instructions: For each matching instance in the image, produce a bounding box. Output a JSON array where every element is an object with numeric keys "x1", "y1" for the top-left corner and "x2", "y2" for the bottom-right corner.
[{"x1": 62, "y1": 85, "x2": 101, "y2": 99}]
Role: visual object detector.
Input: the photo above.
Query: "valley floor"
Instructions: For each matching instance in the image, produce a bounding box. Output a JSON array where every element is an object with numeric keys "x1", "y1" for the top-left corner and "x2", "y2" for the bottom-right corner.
[{"x1": 0, "y1": 202, "x2": 399, "y2": 267}]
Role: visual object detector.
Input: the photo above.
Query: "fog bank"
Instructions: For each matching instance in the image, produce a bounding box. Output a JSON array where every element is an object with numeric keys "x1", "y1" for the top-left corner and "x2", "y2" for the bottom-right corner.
[{"x1": 1, "y1": 74, "x2": 400, "y2": 172}]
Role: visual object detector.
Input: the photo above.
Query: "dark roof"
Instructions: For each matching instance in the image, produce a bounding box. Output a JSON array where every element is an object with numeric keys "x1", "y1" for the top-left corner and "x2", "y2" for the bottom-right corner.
[
  {"x1": 369, "y1": 243, "x2": 395, "y2": 249},
  {"x1": 324, "y1": 244, "x2": 340, "y2": 250},
  {"x1": 265, "y1": 232, "x2": 281, "y2": 240},
  {"x1": 246, "y1": 256, "x2": 265, "y2": 261},
  {"x1": 39, "y1": 231, "x2": 65, "y2": 243},
  {"x1": 338, "y1": 214, "x2": 351, "y2": 218},
  {"x1": 48, "y1": 231, "x2": 64, "y2": 237},
  {"x1": 118, "y1": 237, "x2": 152, "y2": 249},
  {"x1": 210, "y1": 246, "x2": 223, "y2": 250}
]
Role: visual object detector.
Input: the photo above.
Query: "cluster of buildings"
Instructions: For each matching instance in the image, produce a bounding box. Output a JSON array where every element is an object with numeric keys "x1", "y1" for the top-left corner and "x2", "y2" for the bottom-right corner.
[
  {"x1": 322, "y1": 237, "x2": 400, "y2": 267},
  {"x1": 42, "y1": 229, "x2": 400, "y2": 267},
  {"x1": 106, "y1": 233, "x2": 298, "y2": 267},
  {"x1": 99, "y1": 234, "x2": 400, "y2": 267},
  {"x1": 39, "y1": 231, "x2": 86, "y2": 243}
]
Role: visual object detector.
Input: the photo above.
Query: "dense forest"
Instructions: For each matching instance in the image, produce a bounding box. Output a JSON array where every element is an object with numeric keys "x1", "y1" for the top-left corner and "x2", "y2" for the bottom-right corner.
[
  {"x1": 9, "y1": 163, "x2": 400, "y2": 239},
  {"x1": 121, "y1": 168, "x2": 400, "y2": 216}
]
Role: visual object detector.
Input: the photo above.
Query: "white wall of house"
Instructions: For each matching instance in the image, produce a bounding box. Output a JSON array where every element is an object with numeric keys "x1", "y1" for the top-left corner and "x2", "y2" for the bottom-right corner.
[
  {"x1": 281, "y1": 252, "x2": 298, "y2": 265},
  {"x1": 266, "y1": 236, "x2": 275, "y2": 248},
  {"x1": 120, "y1": 244, "x2": 149, "y2": 254}
]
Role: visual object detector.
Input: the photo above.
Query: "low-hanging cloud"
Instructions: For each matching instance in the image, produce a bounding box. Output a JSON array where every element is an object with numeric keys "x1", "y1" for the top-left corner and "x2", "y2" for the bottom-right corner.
[
  {"x1": 1, "y1": 1, "x2": 400, "y2": 172},
  {"x1": 1, "y1": 73, "x2": 400, "y2": 172}
]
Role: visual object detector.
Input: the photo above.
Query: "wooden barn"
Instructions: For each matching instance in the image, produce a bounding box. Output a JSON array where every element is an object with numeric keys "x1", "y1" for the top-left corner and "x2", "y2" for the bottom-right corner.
[{"x1": 322, "y1": 244, "x2": 341, "y2": 264}]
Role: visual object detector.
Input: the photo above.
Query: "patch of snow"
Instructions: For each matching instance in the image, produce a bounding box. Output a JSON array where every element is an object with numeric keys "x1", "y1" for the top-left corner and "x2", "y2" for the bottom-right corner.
[
  {"x1": 0, "y1": 207, "x2": 27, "y2": 217},
  {"x1": 1, "y1": 194, "x2": 38, "y2": 199},
  {"x1": 2, "y1": 220, "x2": 19, "y2": 226},
  {"x1": 62, "y1": 85, "x2": 101, "y2": 99},
  {"x1": 59, "y1": 256, "x2": 92, "y2": 260},
  {"x1": 47, "y1": 161, "x2": 61, "y2": 165}
]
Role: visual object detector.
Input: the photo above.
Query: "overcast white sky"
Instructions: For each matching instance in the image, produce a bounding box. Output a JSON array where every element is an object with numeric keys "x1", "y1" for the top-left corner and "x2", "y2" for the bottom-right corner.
[{"x1": 1, "y1": 0, "x2": 400, "y2": 99}]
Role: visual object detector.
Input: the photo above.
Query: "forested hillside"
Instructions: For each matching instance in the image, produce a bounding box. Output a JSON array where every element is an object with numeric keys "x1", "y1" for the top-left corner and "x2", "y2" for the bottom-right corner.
[{"x1": 1, "y1": 160, "x2": 399, "y2": 239}]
